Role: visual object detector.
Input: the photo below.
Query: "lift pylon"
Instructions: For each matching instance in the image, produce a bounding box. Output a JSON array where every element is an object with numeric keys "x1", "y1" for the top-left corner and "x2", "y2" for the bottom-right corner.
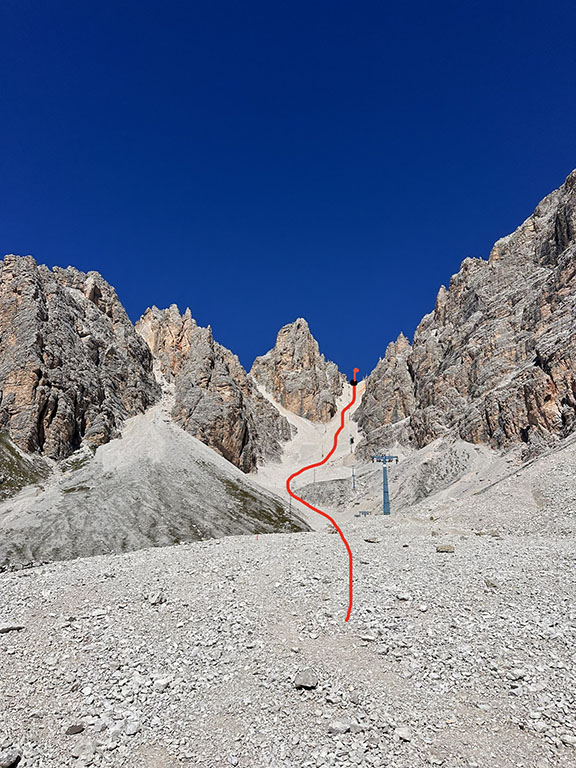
[{"x1": 371, "y1": 454, "x2": 398, "y2": 515}]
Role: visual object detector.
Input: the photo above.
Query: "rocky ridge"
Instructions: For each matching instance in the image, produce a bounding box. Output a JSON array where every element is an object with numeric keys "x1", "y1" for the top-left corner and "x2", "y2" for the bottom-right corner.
[
  {"x1": 136, "y1": 306, "x2": 291, "y2": 472},
  {"x1": 0, "y1": 255, "x2": 160, "y2": 460},
  {"x1": 251, "y1": 318, "x2": 345, "y2": 422},
  {"x1": 355, "y1": 170, "x2": 576, "y2": 456}
]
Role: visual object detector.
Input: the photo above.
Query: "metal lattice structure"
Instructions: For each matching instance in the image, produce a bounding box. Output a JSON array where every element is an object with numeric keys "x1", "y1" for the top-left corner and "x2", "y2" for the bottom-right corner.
[{"x1": 371, "y1": 455, "x2": 398, "y2": 515}]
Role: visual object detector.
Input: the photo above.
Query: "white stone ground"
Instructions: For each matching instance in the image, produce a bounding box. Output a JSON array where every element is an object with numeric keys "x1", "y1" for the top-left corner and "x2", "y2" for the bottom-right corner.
[{"x1": 2, "y1": 434, "x2": 576, "y2": 767}]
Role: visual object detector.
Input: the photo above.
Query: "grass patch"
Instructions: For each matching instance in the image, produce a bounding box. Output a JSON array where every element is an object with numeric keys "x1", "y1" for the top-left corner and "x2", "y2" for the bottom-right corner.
[
  {"x1": 0, "y1": 432, "x2": 50, "y2": 501},
  {"x1": 221, "y1": 478, "x2": 305, "y2": 532},
  {"x1": 60, "y1": 450, "x2": 93, "y2": 473}
]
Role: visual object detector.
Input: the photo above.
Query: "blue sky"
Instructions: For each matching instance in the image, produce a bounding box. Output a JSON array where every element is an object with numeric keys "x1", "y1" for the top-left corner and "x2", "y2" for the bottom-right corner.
[{"x1": 1, "y1": 0, "x2": 575, "y2": 376}]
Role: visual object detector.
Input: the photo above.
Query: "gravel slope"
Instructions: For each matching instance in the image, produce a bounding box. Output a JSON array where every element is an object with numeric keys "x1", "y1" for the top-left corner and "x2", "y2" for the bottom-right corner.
[
  {"x1": 2, "y1": 443, "x2": 576, "y2": 768},
  {"x1": 0, "y1": 399, "x2": 308, "y2": 567}
]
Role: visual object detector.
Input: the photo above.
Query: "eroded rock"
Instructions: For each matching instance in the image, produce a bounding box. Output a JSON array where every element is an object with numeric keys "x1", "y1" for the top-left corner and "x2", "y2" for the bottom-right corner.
[
  {"x1": 251, "y1": 318, "x2": 345, "y2": 422},
  {"x1": 356, "y1": 170, "x2": 576, "y2": 456}
]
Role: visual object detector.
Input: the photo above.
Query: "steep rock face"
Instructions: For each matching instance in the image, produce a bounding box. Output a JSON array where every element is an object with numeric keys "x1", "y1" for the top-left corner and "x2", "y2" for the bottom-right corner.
[
  {"x1": 137, "y1": 306, "x2": 291, "y2": 471},
  {"x1": 134, "y1": 303, "x2": 195, "y2": 379},
  {"x1": 356, "y1": 333, "x2": 415, "y2": 433},
  {"x1": 0, "y1": 255, "x2": 160, "y2": 459},
  {"x1": 250, "y1": 318, "x2": 345, "y2": 422},
  {"x1": 356, "y1": 170, "x2": 576, "y2": 454}
]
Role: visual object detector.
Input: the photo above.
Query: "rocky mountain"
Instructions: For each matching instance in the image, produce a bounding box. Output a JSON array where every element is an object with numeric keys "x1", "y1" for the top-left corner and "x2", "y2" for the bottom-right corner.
[
  {"x1": 251, "y1": 318, "x2": 345, "y2": 422},
  {"x1": 0, "y1": 254, "x2": 160, "y2": 460},
  {"x1": 136, "y1": 305, "x2": 291, "y2": 472},
  {"x1": 0, "y1": 263, "x2": 309, "y2": 567},
  {"x1": 356, "y1": 170, "x2": 576, "y2": 456}
]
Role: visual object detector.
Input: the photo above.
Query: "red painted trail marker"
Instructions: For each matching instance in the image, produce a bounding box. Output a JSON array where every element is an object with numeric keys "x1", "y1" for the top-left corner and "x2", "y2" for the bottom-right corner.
[{"x1": 286, "y1": 368, "x2": 359, "y2": 622}]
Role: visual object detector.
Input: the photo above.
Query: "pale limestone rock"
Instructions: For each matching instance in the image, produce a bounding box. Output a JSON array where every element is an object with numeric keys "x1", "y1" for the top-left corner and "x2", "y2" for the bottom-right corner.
[
  {"x1": 250, "y1": 318, "x2": 345, "y2": 422},
  {"x1": 357, "y1": 169, "x2": 576, "y2": 455},
  {"x1": 137, "y1": 306, "x2": 290, "y2": 471},
  {"x1": 0, "y1": 255, "x2": 160, "y2": 459}
]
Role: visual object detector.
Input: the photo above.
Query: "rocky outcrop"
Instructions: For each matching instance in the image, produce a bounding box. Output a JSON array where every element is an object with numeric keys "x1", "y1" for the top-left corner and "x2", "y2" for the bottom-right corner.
[
  {"x1": 0, "y1": 255, "x2": 160, "y2": 459},
  {"x1": 355, "y1": 333, "x2": 415, "y2": 447},
  {"x1": 134, "y1": 303, "x2": 195, "y2": 379},
  {"x1": 137, "y1": 306, "x2": 291, "y2": 472},
  {"x1": 356, "y1": 169, "x2": 576, "y2": 455},
  {"x1": 250, "y1": 318, "x2": 345, "y2": 422}
]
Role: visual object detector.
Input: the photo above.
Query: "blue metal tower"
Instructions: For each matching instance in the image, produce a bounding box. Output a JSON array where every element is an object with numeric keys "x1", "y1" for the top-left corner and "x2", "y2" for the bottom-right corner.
[{"x1": 371, "y1": 455, "x2": 398, "y2": 515}]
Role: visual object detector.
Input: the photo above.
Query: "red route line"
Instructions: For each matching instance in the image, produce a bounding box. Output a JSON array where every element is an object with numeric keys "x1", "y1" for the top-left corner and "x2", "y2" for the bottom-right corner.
[{"x1": 286, "y1": 367, "x2": 359, "y2": 622}]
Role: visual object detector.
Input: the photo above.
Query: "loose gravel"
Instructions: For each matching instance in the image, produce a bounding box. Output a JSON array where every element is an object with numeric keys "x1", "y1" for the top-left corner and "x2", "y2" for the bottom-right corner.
[{"x1": 2, "y1": 509, "x2": 575, "y2": 767}]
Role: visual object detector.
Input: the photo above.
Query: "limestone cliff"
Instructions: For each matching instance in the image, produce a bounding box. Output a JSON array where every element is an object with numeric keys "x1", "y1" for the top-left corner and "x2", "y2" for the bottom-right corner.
[
  {"x1": 137, "y1": 306, "x2": 291, "y2": 472},
  {"x1": 250, "y1": 318, "x2": 345, "y2": 422},
  {"x1": 0, "y1": 255, "x2": 160, "y2": 459},
  {"x1": 356, "y1": 170, "x2": 576, "y2": 455}
]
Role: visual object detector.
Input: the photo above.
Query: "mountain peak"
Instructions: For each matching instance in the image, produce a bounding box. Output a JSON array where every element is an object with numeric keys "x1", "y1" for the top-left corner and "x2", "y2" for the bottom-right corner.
[
  {"x1": 251, "y1": 318, "x2": 345, "y2": 422},
  {"x1": 356, "y1": 169, "x2": 576, "y2": 454}
]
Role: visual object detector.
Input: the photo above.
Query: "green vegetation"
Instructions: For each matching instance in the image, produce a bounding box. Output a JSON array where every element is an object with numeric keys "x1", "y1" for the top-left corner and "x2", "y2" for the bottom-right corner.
[
  {"x1": 220, "y1": 478, "x2": 304, "y2": 532},
  {"x1": 0, "y1": 432, "x2": 50, "y2": 501},
  {"x1": 60, "y1": 449, "x2": 94, "y2": 473}
]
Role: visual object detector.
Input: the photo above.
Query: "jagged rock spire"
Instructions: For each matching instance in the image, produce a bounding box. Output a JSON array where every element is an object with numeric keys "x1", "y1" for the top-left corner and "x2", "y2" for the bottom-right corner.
[
  {"x1": 356, "y1": 168, "x2": 576, "y2": 454},
  {"x1": 136, "y1": 306, "x2": 290, "y2": 471},
  {"x1": 250, "y1": 318, "x2": 345, "y2": 422}
]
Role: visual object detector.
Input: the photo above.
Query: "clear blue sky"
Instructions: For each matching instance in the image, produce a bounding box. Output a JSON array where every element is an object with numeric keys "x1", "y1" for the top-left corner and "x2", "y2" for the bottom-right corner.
[{"x1": 1, "y1": 1, "x2": 575, "y2": 377}]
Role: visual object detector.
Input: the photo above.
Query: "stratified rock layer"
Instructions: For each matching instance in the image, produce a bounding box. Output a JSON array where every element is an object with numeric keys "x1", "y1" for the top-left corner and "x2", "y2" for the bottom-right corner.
[
  {"x1": 0, "y1": 255, "x2": 160, "y2": 459},
  {"x1": 356, "y1": 170, "x2": 576, "y2": 454},
  {"x1": 250, "y1": 318, "x2": 345, "y2": 422},
  {"x1": 137, "y1": 306, "x2": 291, "y2": 471}
]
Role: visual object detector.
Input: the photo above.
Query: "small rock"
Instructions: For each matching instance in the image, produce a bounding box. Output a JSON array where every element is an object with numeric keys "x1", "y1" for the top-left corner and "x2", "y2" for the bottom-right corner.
[
  {"x1": 153, "y1": 677, "x2": 171, "y2": 692},
  {"x1": 125, "y1": 721, "x2": 140, "y2": 736},
  {"x1": 507, "y1": 668, "x2": 527, "y2": 681},
  {"x1": 65, "y1": 724, "x2": 85, "y2": 735},
  {"x1": 146, "y1": 591, "x2": 166, "y2": 606},
  {"x1": 328, "y1": 721, "x2": 350, "y2": 735},
  {"x1": 436, "y1": 545, "x2": 455, "y2": 553},
  {"x1": 348, "y1": 690, "x2": 361, "y2": 705},
  {"x1": 560, "y1": 734, "x2": 576, "y2": 746},
  {"x1": 395, "y1": 726, "x2": 412, "y2": 741},
  {"x1": 70, "y1": 738, "x2": 95, "y2": 760},
  {"x1": 484, "y1": 578, "x2": 500, "y2": 589},
  {"x1": 396, "y1": 592, "x2": 411, "y2": 601},
  {"x1": 364, "y1": 537, "x2": 381, "y2": 544},
  {"x1": 0, "y1": 625, "x2": 24, "y2": 635},
  {"x1": 0, "y1": 751, "x2": 21, "y2": 768},
  {"x1": 294, "y1": 668, "x2": 318, "y2": 690}
]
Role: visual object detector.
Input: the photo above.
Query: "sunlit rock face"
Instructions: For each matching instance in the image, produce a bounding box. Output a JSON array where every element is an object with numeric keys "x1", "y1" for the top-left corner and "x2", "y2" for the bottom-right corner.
[
  {"x1": 137, "y1": 306, "x2": 291, "y2": 472},
  {"x1": 0, "y1": 254, "x2": 160, "y2": 459},
  {"x1": 250, "y1": 318, "x2": 345, "y2": 423},
  {"x1": 356, "y1": 170, "x2": 576, "y2": 455}
]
